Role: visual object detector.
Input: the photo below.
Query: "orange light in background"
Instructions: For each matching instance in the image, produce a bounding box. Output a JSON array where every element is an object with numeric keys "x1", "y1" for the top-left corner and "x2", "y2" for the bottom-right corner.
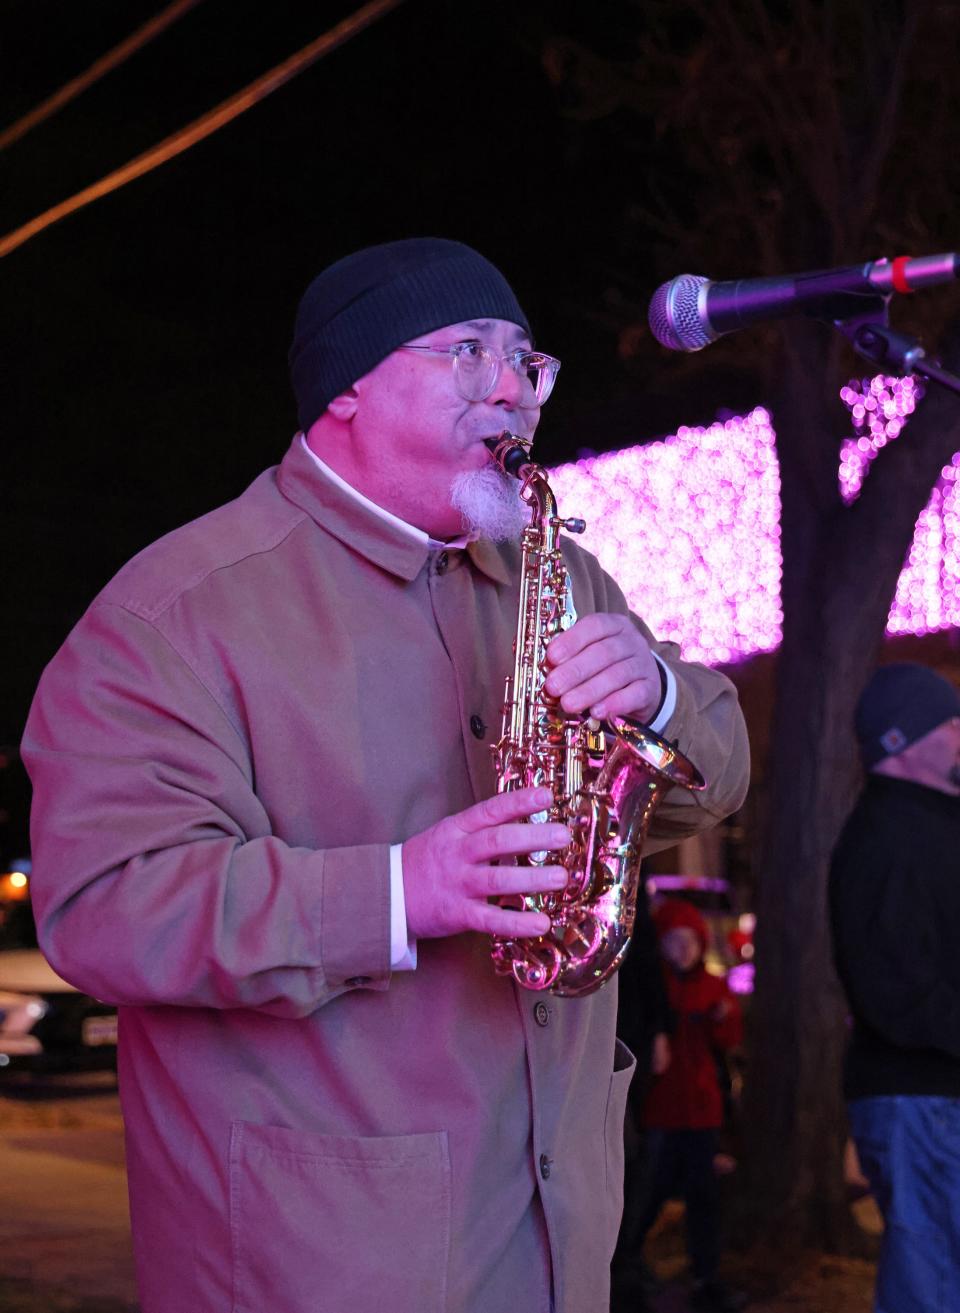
[
  {"x1": 0, "y1": 0, "x2": 407, "y2": 259},
  {"x1": 0, "y1": 872, "x2": 30, "y2": 900}
]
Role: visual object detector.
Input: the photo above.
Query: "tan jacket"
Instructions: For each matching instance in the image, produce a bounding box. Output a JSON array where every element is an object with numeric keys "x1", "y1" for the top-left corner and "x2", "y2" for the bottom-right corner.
[{"x1": 23, "y1": 437, "x2": 749, "y2": 1313}]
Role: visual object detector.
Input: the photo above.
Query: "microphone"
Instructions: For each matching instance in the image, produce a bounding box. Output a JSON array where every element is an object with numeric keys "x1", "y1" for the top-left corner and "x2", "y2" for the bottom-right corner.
[{"x1": 648, "y1": 252, "x2": 960, "y2": 352}]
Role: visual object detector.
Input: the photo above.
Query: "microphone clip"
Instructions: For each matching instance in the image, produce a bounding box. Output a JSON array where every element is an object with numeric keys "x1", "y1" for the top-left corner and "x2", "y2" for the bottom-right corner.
[{"x1": 834, "y1": 306, "x2": 960, "y2": 399}]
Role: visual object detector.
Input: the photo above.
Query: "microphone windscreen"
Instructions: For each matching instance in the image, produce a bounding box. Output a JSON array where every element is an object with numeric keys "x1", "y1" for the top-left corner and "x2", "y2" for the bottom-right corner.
[{"x1": 648, "y1": 274, "x2": 711, "y2": 352}]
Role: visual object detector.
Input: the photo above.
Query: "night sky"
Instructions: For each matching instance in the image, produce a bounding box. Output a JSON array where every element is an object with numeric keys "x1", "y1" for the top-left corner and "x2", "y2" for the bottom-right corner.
[
  {"x1": 7, "y1": 0, "x2": 953, "y2": 759},
  {"x1": 4, "y1": 0, "x2": 723, "y2": 747}
]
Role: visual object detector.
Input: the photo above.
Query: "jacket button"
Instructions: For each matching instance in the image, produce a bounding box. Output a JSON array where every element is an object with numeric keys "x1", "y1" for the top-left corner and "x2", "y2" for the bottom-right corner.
[
  {"x1": 435, "y1": 551, "x2": 449, "y2": 575},
  {"x1": 470, "y1": 714, "x2": 486, "y2": 739},
  {"x1": 346, "y1": 976, "x2": 371, "y2": 987},
  {"x1": 534, "y1": 1001, "x2": 550, "y2": 1027},
  {"x1": 539, "y1": 1153, "x2": 552, "y2": 1180}
]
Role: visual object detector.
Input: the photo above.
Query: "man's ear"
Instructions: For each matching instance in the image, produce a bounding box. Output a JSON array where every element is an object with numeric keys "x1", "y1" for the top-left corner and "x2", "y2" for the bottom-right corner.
[{"x1": 326, "y1": 385, "x2": 359, "y2": 421}]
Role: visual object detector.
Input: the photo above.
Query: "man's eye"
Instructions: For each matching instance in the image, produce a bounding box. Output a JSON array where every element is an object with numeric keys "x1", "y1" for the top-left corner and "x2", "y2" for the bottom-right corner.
[{"x1": 457, "y1": 341, "x2": 486, "y2": 360}]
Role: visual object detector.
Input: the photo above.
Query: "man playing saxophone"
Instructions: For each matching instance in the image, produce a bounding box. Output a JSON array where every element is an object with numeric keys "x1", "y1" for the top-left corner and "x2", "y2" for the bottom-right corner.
[{"x1": 22, "y1": 238, "x2": 749, "y2": 1313}]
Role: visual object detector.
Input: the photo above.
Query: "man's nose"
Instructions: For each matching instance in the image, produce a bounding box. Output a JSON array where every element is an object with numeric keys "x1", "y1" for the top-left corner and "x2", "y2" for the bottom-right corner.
[{"x1": 486, "y1": 356, "x2": 527, "y2": 408}]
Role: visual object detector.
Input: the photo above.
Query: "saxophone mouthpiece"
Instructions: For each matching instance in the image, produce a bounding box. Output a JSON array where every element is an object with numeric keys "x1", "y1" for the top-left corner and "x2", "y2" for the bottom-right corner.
[{"x1": 484, "y1": 432, "x2": 533, "y2": 479}]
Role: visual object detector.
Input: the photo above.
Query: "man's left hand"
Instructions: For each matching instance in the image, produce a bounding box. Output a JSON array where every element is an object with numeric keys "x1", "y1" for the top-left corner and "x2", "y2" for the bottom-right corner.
[{"x1": 544, "y1": 613, "x2": 662, "y2": 723}]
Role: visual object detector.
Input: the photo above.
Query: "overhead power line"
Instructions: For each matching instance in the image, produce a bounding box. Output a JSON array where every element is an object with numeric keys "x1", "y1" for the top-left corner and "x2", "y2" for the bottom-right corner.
[
  {"x1": 0, "y1": 0, "x2": 206, "y2": 152},
  {"x1": 0, "y1": 0, "x2": 406, "y2": 260}
]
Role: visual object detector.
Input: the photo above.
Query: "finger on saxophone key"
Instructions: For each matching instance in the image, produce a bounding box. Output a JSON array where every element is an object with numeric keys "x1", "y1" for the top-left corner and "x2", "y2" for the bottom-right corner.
[
  {"x1": 523, "y1": 823, "x2": 569, "y2": 851},
  {"x1": 522, "y1": 786, "x2": 553, "y2": 815},
  {"x1": 527, "y1": 866, "x2": 568, "y2": 892},
  {"x1": 490, "y1": 865, "x2": 566, "y2": 896},
  {"x1": 486, "y1": 822, "x2": 569, "y2": 862}
]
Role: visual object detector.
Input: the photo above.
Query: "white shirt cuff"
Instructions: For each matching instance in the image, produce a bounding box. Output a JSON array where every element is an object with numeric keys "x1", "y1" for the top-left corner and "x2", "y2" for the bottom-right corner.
[
  {"x1": 648, "y1": 654, "x2": 677, "y2": 734},
  {"x1": 389, "y1": 844, "x2": 417, "y2": 971}
]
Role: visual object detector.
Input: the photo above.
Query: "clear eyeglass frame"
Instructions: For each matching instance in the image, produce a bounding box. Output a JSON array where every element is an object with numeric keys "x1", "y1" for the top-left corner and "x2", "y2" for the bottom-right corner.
[{"x1": 398, "y1": 341, "x2": 561, "y2": 408}]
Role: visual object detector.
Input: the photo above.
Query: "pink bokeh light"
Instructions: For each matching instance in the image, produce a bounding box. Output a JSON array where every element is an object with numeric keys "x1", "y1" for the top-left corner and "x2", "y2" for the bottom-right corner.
[
  {"x1": 888, "y1": 474, "x2": 960, "y2": 634},
  {"x1": 550, "y1": 408, "x2": 783, "y2": 665},
  {"x1": 838, "y1": 374, "x2": 923, "y2": 504},
  {"x1": 550, "y1": 389, "x2": 959, "y2": 665},
  {"x1": 839, "y1": 374, "x2": 960, "y2": 637}
]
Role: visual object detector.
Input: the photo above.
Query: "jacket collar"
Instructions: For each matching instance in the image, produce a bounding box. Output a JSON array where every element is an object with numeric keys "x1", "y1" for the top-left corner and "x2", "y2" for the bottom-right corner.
[
  {"x1": 275, "y1": 436, "x2": 513, "y2": 586},
  {"x1": 466, "y1": 536, "x2": 512, "y2": 586}
]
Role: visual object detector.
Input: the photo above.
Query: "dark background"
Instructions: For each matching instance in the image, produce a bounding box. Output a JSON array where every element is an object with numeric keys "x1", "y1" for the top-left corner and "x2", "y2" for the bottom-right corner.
[{"x1": 2, "y1": 0, "x2": 772, "y2": 751}]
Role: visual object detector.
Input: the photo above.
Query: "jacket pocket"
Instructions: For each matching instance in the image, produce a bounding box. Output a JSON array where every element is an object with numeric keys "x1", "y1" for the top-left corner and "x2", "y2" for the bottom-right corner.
[
  {"x1": 229, "y1": 1121, "x2": 451, "y2": 1313},
  {"x1": 602, "y1": 1039, "x2": 637, "y2": 1240}
]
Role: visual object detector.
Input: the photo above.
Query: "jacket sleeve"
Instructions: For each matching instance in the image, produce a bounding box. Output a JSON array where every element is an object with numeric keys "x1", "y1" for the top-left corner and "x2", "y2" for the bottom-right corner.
[
  {"x1": 22, "y1": 602, "x2": 391, "y2": 1017},
  {"x1": 564, "y1": 543, "x2": 751, "y2": 848}
]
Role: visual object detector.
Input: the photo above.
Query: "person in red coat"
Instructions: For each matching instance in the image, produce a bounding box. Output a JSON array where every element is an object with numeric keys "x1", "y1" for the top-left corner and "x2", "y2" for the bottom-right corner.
[{"x1": 635, "y1": 897, "x2": 746, "y2": 1313}]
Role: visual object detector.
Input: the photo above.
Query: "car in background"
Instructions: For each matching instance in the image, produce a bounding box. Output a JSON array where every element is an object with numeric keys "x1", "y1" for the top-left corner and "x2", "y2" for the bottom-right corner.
[{"x1": 0, "y1": 862, "x2": 118, "y2": 1072}]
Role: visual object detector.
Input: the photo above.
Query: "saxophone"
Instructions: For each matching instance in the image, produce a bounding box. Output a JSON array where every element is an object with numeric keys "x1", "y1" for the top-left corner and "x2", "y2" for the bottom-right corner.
[{"x1": 484, "y1": 432, "x2": 705, "y2": 998}]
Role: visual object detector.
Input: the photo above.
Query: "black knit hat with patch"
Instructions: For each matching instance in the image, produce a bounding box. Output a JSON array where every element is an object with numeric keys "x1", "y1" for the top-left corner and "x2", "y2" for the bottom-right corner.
[
  {"x1": 855, "y1": 662, "x2": 960, "y2": 767},
  {"x1": 288, "y1": 238, "x2": 531, "y2": 433}
]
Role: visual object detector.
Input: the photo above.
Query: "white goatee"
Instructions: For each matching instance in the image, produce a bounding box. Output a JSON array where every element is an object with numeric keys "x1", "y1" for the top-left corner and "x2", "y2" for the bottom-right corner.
[{"x1": 449, "y1": 466, "x2": 530, "y2": 542}]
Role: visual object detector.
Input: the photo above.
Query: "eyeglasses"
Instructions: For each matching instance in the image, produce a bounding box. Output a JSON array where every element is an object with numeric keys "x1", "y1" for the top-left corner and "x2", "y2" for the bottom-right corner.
[{"x1": 398, "y1": 341, "x2": 561, "y2": 408}]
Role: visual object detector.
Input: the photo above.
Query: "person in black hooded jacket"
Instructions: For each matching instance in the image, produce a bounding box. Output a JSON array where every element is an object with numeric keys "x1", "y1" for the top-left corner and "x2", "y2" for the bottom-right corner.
[{"x1": 830, "y1": 662, "x2": 960, "y2": 1313}]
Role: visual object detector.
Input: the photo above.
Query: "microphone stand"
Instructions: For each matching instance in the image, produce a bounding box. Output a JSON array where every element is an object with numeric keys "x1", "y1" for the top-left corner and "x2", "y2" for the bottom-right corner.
[{"x1": 831, "y1": 302, "x2": 960, "y2": 398}]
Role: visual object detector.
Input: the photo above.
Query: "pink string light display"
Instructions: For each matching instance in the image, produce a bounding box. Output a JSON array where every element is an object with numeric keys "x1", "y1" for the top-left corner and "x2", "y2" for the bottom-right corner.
[
  {"x1": 550, "y1": 408, "x2": 783, "y2": 665},
  {"x1": 550, "y1": 385, "x2": 959, "y2": 665},
  {"x1": 838, "y1": 374, "x2": 923, "y2": 503},
  {"x1": 839, "y1": 374, "x2": 960, "y2": 637}
]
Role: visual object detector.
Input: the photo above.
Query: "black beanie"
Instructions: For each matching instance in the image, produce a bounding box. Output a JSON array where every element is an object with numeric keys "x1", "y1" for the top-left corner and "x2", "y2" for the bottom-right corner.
[
  {"x1": 288, "y1": 238, "x2": 531, "y2": 433},
  {"x1": 855, "y1": 662, "x2": 960, "y2": 767}
]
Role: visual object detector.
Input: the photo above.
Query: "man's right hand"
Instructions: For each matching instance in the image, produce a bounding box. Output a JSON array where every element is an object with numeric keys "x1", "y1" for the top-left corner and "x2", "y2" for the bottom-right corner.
[{"x1": 402, "y1": 786, "x2": 570, "y2": 940}]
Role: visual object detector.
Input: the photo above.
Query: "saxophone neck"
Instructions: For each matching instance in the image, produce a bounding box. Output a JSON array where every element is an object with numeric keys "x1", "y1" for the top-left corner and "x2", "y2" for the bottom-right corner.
[{"x1": 484, "y1": 432, "x2": 567, "y2": 528}]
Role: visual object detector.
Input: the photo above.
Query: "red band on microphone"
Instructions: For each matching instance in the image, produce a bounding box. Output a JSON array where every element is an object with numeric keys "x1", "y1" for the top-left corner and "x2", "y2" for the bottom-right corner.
[{"x1": 892, "y1": 256, "x2": 914, "y2": 294}]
